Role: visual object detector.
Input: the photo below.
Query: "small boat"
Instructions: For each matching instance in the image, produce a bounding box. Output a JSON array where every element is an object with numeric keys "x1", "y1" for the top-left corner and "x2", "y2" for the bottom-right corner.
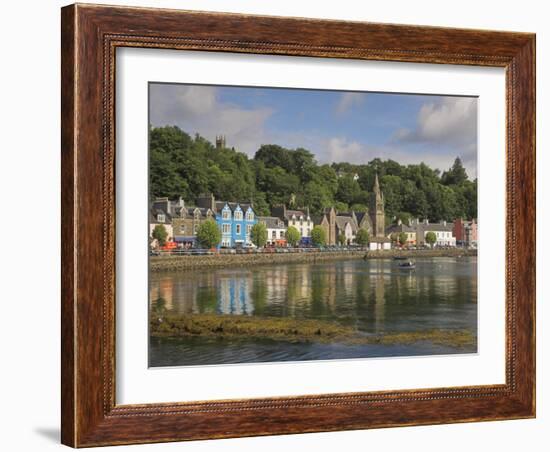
[
  {"x1": 398, "y1": 260, "x2": 416, "y2": 270},
  {"x1": 393, "y1": 256, "x2": 408, "y2": 260}
]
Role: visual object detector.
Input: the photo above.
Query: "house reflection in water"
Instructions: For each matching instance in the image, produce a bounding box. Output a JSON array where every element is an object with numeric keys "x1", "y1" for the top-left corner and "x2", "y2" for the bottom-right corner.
[
  {"x1": 217, "y1": 275, "x2": 254, "y2": 315},
  {"x1": 149, "y1": 258, "x2": 478, "y2": 340}
]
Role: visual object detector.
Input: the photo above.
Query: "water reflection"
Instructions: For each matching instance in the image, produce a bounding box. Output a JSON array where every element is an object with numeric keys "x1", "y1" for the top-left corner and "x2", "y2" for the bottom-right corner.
[{"x1": 150, "y1": 257, "x2": 477, "y2": 335}]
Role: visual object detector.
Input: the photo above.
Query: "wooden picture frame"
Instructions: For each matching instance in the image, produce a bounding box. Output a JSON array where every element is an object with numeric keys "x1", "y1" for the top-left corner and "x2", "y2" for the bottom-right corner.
[{"x1": 61, "y1": 3, "x2": 535, "y2": 447}]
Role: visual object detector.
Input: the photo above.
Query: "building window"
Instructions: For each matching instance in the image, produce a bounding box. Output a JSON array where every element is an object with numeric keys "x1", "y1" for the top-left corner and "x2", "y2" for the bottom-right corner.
[
  {"x1": 247, "y1": 225, "x2": 252, "y2": 235},
  {"x1": 236, "y1": 224, "x2": 241, "y2": 235},
  {"x1": 234, "y1": 210, "x2": 243, "y2": 220},
  {"x1": 157, "y1": 214, "x2": 165, "y2": 222},
  {"x1": 222, "y1": 224, "x2": 230, "y2": 234},
  {"x1": 272, "y1": 231, "x2": 276, "y2": 239},
  {"x1": 280, "y1": 231, "x2": 285, "y2": 238},
  {"x1": 179, "y1": 225, "x2": 185, "y2": 233},
  {"x1": 246, "y1": 211, "x2": 254, "y2": 221},
  {"x1": 193, "y1": 224, "x2": 198, "y2": 234},
  {"x1": 222, "y1": 210, "x2": 231, "y2": 220}
]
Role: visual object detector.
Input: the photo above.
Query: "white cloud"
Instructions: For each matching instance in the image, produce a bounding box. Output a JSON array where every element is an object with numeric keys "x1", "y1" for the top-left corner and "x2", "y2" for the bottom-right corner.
[
  {"x1": 335, "y1": 92, "x2": 366, "y2": 115},
  {"x1": 313, "y1": 137, "x2": 476, "y2": 178},
  {"x1": 149, "y1": 84, "x2": 273, "y2": 155},
  {"x1": 392, "y1": 97, "x2": 477, "y2": 177},
  {"x1": 394, "y1": 97, "x2": 476, "y2": 145},
  {"x1": 325, "y1": 137, "x2": 365, "y2": 162},
  {"x1": 149, "y1": 85, "x2": 476, "y2": 177}
]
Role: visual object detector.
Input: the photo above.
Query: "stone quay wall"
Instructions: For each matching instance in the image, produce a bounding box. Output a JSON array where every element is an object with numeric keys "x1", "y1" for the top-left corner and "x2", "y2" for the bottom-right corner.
[{"x1": 150, "y1": 248, "x2": 476, "y2": 272}]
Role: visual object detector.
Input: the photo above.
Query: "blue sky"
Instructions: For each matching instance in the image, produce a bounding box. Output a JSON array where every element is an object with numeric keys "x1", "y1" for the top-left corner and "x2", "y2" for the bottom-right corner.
[{"x1": 149, "y1": 83, "x2": 477, "y2": 178}]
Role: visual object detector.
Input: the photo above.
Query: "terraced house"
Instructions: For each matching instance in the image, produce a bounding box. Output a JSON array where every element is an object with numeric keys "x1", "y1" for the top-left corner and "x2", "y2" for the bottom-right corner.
[
  {"x1": 259, "y1": 216, "x2": 287, "y2": 246},
  {"x1": 271, "y1": 205, "x2": 314, "y2": 245},
  {"x1": 196, "y1": 193, "x2": 258, "y2": 248}
]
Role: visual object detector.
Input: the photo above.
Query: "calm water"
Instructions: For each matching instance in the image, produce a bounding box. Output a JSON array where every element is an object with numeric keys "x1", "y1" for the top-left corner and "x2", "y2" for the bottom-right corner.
[{"x1": 149, "y1": 257, "x2": 477, "y2": 366}]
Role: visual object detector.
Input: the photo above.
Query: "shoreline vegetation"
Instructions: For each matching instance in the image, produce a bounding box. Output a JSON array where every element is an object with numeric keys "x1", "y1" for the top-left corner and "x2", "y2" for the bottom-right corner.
[
  {"x1": 150, "y1": 248, "x2": 477, "y2": 272},
  {"x1": 150, "y1": 314, "x2": 476, "y2": 349}
]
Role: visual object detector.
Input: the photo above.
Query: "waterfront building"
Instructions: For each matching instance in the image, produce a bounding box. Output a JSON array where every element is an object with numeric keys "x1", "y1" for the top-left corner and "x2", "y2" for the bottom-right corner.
[
  {"x1": 412, "y1": 218, "x2": 456, "y2": 247},
  {"x1": 271, "y1": 205, "x2": 313, "y2": 245},
  {"x1": 453, "y1": 218, "x2": 478, "y2": 247},
  {"x1": 258, "y1": 216, "x2": 287, "y2": 246},
  {"x1": 315, "y1": 208, "x2": 373, "y2": 246},
  {"x1": 335, "y1": 215, "x2": 357, "y2": 245},
  {"x1": 149, "y1": 197, "x2": 174, "y2": 247},
  {"x1": 196, "y1": 193, "x2": 258, "y2": 248},
  {"x1": 168, "y1": 197, "x2": 215, "y2": 247},
  {"x1": 386, "y1": 219, "x2": 417, "y2": 246}
]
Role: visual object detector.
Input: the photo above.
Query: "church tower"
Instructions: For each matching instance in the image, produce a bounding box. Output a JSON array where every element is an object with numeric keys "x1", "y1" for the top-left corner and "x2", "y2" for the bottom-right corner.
[
  {"x1": 215, "y1": 135, "x2": 226, "y2": 149},
  {"x1": 370, "y1": 173, "x2": 386, "y2": 238}
]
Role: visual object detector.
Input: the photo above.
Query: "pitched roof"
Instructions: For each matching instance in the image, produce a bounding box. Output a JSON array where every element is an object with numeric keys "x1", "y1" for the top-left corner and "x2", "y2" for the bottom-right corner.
[
  {"x1": 286, "y1": 209, "x2": 308, "y2": 218},
  {"x1": 215, "y1": 201, "x2": 254, "y2": 213},
  {"x1": 149, "y1": 207, "x2": 172, "y2": 224},
  {"x1": 386, "y1": 223, "x2": 415, "y2": 234},
  {"x1": 259, "y1": 216, "x2": 285, "y2": 229},
  {"x1": 417, "y1": 223, "x2": 453, "y2": 232},
  {"x1": 311, "y1": 214, "x2": 327, "y2": 226},
  {"x1": 335, "y1": 215, "x2": 358, "y2": 231}
]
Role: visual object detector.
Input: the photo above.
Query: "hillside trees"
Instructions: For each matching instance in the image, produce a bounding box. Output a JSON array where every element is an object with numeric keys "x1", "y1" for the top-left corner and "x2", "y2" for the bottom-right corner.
[{"x1": 149, "y1": 126, "x2": 477, "y2": 222}]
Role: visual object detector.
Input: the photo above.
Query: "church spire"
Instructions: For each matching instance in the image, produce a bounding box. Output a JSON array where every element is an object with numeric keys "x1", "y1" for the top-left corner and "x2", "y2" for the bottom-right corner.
[
  {"x1": 374, "y1": 173, "x2": 382, "y2": 200},
  {"x1": 370, "y1": 173, "x2": 385, "y2": 238}
]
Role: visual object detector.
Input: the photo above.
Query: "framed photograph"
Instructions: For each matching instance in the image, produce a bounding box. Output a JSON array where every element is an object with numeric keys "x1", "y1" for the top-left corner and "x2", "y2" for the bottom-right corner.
[{"x1": 61, "y1": 3, "x2": 535, "y2": 447}]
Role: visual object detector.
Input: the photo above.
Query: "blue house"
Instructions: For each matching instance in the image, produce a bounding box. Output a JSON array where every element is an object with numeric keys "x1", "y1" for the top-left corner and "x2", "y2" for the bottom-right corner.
[
  {"x1": 216, "y1": 201, "x2": 257, "y2": 248},
  {"x1": 195, "y1": 194, "x2": 258, "y2": 248}
]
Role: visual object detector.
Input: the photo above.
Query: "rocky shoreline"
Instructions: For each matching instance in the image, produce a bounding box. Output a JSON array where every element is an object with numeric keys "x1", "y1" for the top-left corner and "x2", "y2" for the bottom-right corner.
[
  {"x1": 150, "y1": 248, "x2": 476, "y2": 272},
  {"x1": 150, "y1": 314, "x2": 476, "y2": 348}
]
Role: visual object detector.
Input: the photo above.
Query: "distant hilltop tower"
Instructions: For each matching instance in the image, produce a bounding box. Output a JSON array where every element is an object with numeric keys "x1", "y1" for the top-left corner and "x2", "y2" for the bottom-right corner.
[{"x1": 215, "y1": 135, "x2": 226, "y2": 149}]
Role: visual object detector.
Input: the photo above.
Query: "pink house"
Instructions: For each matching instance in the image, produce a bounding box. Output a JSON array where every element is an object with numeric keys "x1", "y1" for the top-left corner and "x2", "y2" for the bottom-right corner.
[{"x1": 453, "y1": 219, "x2": 477, "y2": 246}]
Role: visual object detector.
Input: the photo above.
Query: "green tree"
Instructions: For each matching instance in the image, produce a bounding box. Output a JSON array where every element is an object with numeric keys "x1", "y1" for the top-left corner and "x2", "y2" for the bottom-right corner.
[
  {"x1": 286, "y1": 226, "x2": 301, "y2": 247},
  {"x1": 350, "y1": 203, "x2": 368, "y2": 213},
  {"x1": 336, "y1": 175, "x2": 362, "y2": 206},
  {"x1": 196, "y1": 219, "x2": 221, "y2": 249},
  {"x1": 250, "y1": 222, "x2": 268, "y2": 248},
  {"x1": 398, "y1": 232, "x2": 408, "y2": 247},
  {"x1": 390, "y1": 232, "x2": 399, "y2": 244},
  {"x1": 425, "y1": 231, "x2": 437, "y2": 248},
  {"x1": 337, "y1": 232, "x2": 347, "y2": 246},
  {"x1": 395, "y1": 211, "x2": 412, "y2": 225},
  {"x1": 310, "y1": 226, "x2": 327, "y2": 247},
  {"x1": 355, "y1": 228, "x2": 370, "y2": 246},
  {"x1": 152, "y1": 224, "x2": 168, "y2": 247},
  {"x1": 149, "y1": 126, "x2": 478, "y2": 224},
  {"x1": 441, "y1": 157, "x2": 468, "y2": 186},
  {"x1": 333, "y1": 201, "x2": 348, "y2": 213}
]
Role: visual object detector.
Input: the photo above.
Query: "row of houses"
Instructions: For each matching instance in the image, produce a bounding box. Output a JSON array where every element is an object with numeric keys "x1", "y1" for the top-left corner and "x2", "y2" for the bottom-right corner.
[{"x1": 150, "y1": 175, "x2": 477, "y2": 250}]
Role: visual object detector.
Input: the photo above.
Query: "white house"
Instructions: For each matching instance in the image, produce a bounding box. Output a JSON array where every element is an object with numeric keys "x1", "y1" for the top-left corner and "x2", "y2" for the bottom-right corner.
[
  {"x1": 412, "y1": 219, "x2": 457, "y2": 247},
  {"x1": 369, "y1": 237, "x2": 391, "y2": 250},
  {"x1": 259, "y1": 216, "x2": 287, "y2": 245}
]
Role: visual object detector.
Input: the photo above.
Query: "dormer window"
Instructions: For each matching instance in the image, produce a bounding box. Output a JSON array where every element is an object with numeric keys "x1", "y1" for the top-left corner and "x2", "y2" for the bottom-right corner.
[
  {"x1": 222, "y1": 209, "x2": 231, "y2": 220},
  {"x1": 157, "y1": 214, "x2": 165, "y2": 222},
  {"x1": 234, "y1": 210, "x2": 243, "y2": 221},
  {"x1": 246, "y1": 211, "x2": 254, "y2": 221}
]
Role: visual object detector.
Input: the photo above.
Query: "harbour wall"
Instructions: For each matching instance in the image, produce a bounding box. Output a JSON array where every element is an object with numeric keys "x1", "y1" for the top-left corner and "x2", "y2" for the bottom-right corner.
[{"x1": 150, "y1": 248, "x2": 476, "y2": 272}]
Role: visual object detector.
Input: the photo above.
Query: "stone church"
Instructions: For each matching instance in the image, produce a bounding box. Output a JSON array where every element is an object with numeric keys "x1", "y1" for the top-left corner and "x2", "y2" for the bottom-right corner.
[
  {"x1": 317, "y1": 173, "x2": 389, "y2": 247},
  {"x1": 368, "y1": 173, "x2": 392, "y2": 249}
]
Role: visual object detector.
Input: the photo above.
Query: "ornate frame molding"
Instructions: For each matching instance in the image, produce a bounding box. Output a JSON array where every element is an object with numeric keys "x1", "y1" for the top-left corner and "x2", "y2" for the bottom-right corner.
[{"x1": 62, "y1": 4, "x2": 535, "y2": 447}]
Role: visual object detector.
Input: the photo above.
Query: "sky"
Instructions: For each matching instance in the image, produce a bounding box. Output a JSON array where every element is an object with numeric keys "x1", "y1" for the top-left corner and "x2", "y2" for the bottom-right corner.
[{"x1": 149, "y1": 83, "x2": 478, "y2": 178}]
